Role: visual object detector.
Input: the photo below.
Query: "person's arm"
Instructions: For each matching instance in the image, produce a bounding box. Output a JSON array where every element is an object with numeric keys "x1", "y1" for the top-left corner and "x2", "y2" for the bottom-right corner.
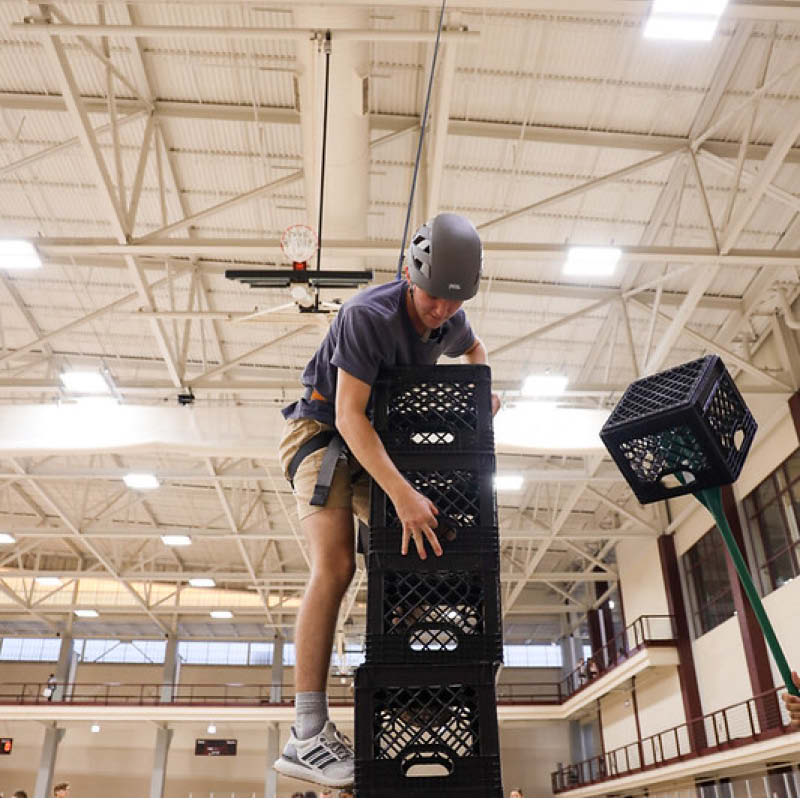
[
  {"x1": 461, "y1": 336, "x2": 501, "y2": 415},
  {"x1": 335, "y1": 368, "x2": 443, "y2": 559},
  {"x1": 784, "y1": 670, "x2": 800, "y2": 730}
]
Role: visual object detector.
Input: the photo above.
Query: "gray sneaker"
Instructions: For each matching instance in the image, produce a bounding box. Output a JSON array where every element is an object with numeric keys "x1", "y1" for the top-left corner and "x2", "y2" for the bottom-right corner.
[{"x1": 273, "y1": 720, "x2": 354, "y2": 788}]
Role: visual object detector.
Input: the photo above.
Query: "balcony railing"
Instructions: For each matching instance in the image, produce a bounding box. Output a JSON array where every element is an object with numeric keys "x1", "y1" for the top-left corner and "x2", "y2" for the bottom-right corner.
[
  {"x1": 551, "y1": 685, "x2": 795, "y2": 793},
  {"x1": 0, "y1": 680, "x2": 572, "y2": 707},
  {"x1": 559, "y1": 614, "x2": 676, "y2": 700}
]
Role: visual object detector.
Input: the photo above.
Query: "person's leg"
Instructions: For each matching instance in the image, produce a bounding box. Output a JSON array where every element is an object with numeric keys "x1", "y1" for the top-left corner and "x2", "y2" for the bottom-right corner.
[
  {"x1": 274, "y1": 422, "x2": 357, "y2": 787},
  {"x1": 293, "y1": 506, "x2": 355, "y2": 736}
]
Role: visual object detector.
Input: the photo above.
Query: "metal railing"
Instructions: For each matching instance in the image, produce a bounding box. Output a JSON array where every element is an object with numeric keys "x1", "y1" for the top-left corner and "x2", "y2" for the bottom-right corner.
[
  {"x1": 551, "y1": 685, "x2": 795, "y2": 793},
  {"x1": 0, "y1": 681, "x2": 353, "y2": 706},
  {"x1": 559, "y1": 614, "x2": 676, "y2": 700}
]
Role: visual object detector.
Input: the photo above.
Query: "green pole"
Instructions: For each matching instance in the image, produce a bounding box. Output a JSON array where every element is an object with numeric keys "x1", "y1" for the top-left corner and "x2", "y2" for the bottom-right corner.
[{"x1": 696, "y1": 486, "x2": 799, "y2": 698}]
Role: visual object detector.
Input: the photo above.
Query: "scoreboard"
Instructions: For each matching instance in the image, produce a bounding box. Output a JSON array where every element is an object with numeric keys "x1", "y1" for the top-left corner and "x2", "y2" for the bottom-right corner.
[{"x1": 195, "y1": 739, "x2": 237, "y2": 756}]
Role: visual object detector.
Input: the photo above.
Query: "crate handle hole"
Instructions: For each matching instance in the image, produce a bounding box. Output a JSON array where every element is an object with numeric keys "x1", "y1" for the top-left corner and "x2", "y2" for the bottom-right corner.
[
  {"x1": 733, "y1": 429, "x2": 745, "y2": 451},
  {"x1": 401, "y1": 750, "x2": 454, "y2": 778},
  {"x1": 409, "y1": 630, "x2": 459, "y2": 652},
  {"x1": 660, "y1": 470, "x2": 695, "y2": 490}
]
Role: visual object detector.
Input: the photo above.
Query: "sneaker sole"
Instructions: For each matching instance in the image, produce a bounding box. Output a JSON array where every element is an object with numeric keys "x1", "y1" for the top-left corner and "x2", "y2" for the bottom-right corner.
[{"x1": 273, "y1": 757, "x2": 354, "y2": 789}]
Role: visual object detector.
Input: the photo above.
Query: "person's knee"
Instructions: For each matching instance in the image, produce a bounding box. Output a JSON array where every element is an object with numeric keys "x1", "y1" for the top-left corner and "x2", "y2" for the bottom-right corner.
[{"x1": 314, "y1": 552, "x2": 355, "y2": 595}]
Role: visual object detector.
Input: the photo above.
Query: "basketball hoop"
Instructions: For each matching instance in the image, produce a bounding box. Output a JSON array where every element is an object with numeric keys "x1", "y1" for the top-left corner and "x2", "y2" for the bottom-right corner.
[{"x1": 281, "y1": 224, "x2": 317, "y2": 271}]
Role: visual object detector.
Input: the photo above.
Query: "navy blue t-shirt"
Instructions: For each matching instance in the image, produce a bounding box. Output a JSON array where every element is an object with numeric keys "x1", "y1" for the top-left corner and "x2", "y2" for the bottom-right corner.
[{"x1": 282, "y1": 279, "x2": 475, "y2": 426}]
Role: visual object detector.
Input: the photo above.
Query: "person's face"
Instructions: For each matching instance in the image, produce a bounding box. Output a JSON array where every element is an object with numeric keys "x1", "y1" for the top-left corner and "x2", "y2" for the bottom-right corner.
[
  {"x1": 510, "y1": 792, "x2": 523, "y2": 798},
  {"x1": 55, "y1": 790, "x2": 68, "y2": 798},
  {"x1": 410, "y1": 285, "x2": 463, "y2": 329}
]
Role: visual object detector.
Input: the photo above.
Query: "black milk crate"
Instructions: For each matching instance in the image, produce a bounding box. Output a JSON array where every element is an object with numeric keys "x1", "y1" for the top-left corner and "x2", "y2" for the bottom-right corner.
[
  {"x1": 359, "y1": 524, "x2": 500, "y2": 564},
  {"x1": 354, "y1": 662, "x2": 502, "y2": 798},
  {"x1": 364, "y1": 557, "x2": 502, "y2": 665},
  {"x1": 600, "y1": 355, "x2": 757, "y2": 505},
  {"x1": 369, "y1": 453, "x2": 497, "y2": 530},
  {"x1": 371, "y1": 364, "x2": 494, "y2": 454}
]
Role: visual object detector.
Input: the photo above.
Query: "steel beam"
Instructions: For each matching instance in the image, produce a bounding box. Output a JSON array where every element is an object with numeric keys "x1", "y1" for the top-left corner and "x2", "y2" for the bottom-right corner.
[
  {"x1": 6, "y1": 90, "x2": 800, "y2": 162},
  {"x1": 40, "y1": 33, "x2": 183, "y2": 387},
  {"x1": 34, "y1": 724, "x2": 65, "y2": 799},
  {"x1": 150, "y1": 726, "x2": 173, "y2": 798},
  {"x1": 14, "y1": 21, "x2": 479, "y2": 42}
]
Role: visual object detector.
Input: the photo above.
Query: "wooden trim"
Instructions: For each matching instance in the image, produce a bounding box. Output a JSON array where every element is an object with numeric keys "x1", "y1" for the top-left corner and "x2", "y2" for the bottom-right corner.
[
  {"x1": 658, "y1": 533, "x2": 707, "y2": 751},
  {"x1": 788, "y1": 391, "x2": 800, "y2": 440},
  {"x1": 720, "y1": 485, "x2": 783, "y2": 730},
  {"x1": 588, "y1": 608, "x2": 603, "y2": 664}
]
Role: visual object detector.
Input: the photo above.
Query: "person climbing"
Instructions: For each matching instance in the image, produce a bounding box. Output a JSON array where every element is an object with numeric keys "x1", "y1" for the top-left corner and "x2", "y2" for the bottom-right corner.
[{"x1": 273, "y1": 213, "x2": 500, "y2": 787}]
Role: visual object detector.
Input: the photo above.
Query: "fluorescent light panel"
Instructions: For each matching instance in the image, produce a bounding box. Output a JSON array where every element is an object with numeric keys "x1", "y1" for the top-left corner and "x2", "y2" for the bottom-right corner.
[
  {"x1": 124, "y1": 472, "x2": 159, "y2": 490},
  {"x1": 74, "y1": 609, "x2": 99, "y2": 618},
  {"x1": 189, "y1": 578, "x2": 216, "y2": 588},
  {"x1": 90, "y1": 724, "x2": 101, "y2": 733},
  {"x1": 210, "y1": 610, "x2": 233, "y2": 619},
  {"x1": 207, "y1": 724, "x2": 217, "y2": 734},
  {"x1": 645, "y1": 0, "x2": 727, "y2": 41},
  {"x1": 522, "y1": 374, "x2": 568, "y2": 397},
  {"x1": 563, "y1": 246, "x2": 621, "y2": 277},
  {"x1": 161, "y1": 534, "x2": 192, "y2": 547},
  {"x1": 495, "y1": 474, "x2": 524, "y2": 491},
  {"x1": 0, "y1": 239, "x2": 41, "y2": 270},
  {"x1": 0, "y1": 533, "x2": 16, "y2": 544},
  {"x1": 60, "y1": 370, "x2": 109, "y2": 394},
  {"x1": 35, "y1": 576, "x2": 62, "y2": 586}
]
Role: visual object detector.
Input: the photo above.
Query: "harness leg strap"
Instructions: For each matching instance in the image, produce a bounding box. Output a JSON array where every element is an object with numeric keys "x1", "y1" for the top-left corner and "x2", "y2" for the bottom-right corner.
[
  {"x1": 310, "y1": 434, "x2": 346, "y2": 507},
  {"x1": 287, "y1": 430, "x2": 334, "y2": 488}
]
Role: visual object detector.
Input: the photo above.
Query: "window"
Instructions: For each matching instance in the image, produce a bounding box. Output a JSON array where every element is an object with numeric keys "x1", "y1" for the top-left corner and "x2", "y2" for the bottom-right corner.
[
  {"x1": 178, "y1": 641, "x2": 249, "y2": 665},
  {"x1": 0, "y1": 637, "x2": 61, "y2": 661},
  {"x1": 80, "y1": 639, "x2": 166, "y2": 664},
  {"x1": 503, "y1": 643, "x2": 563, "y2": 667},
  {"x1": 248, "y1": 642, "x2": 273, "y2": 665},
  {"x1": 744, "y1": 452, "x2": 800, "y2": 595},
  {"x1": 682, "y1": 529, "x2": 735, "y2": 637}
]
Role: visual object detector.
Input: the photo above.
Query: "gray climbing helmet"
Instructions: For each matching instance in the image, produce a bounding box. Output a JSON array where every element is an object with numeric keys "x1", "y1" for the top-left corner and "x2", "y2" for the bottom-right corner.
[{"x1": 407, "y1": 213, "x2": 483, "y2": 301}]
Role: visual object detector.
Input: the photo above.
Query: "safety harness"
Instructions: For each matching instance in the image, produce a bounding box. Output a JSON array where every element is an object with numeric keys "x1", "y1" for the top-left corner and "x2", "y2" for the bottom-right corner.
[{"x1": 287, "y1": 429, "x2": 347, "y2": 507}]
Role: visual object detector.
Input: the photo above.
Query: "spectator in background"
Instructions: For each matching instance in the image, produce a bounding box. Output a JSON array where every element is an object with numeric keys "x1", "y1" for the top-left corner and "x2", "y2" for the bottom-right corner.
[
  {"x1": 303, "y1": 792, "x2": 317, "y2": 798},
  {"x1": 337, "y1": 791, "x2": 353, "y2": 798},
  {"x1": 13, "y1": 791, "x2": 28, "y2": 798},
  {"x1": 783, "y1": 670, "x2": 800, "y2": 730},
  {"x1": 52, "y1": 783, "x2": 69, "y2": 798},
  {"x1": 588, "y1": 657, "x2": 600, "y2": 680},
  {"x1": 43, "y1": 673, "x2": 57, "y2": 702},
  {"x1": 576, "y1": 658, "x2": 587, "y2": 685},
  {"x1": 510, "y1": 789, "x2": 524, "y2": 798},
  {"x1": 291, "y1": 793, "x2": 304, "y2": 798},
  {"x1": 319, "y1": 792, "x2": 333, "y2": 798}
]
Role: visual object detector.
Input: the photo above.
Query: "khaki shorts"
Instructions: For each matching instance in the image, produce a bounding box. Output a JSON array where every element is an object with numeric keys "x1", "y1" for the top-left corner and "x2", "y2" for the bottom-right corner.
[{"x1": 278, "y1": 417, "x2": 370, "y2": 522}]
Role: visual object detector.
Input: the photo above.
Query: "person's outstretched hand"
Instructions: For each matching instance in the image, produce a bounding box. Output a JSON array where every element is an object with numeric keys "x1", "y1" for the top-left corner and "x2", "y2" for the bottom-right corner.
[
  {"x1": 394, "y1": 485, "x2": 442, "y2": 559},
  {"x1": 783, "y1": 671, "x2": 800, "y2": 730}
]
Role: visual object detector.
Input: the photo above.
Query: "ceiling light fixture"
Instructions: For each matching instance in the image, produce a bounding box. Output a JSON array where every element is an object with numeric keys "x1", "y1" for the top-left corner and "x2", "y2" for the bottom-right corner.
[
  {"x1": 124, "y1": 473, "x2": 160, "y2": 490},
  {"x1": 207, "y1": 724, "x2": 217, "y2": 734},
  {"x1": 161, "y1": 534, "x2": 192, "y2": 547},
  {"x1": 0, "y1": 239, "x2": 42, "y2": 270},
  {"x1": 90, "y1": 723, "x2": 101, "y2": 733},
  {"x1": 563, "y1": 246, "x2": 621, "y2": 277},
  {"x1": 644, "y1": 0, "x2": 728, "y2": 41},
  {"x1": 35, "y1": 576, "x2": 62, "y2": 586},
  {"x1": 74, "y1": 609, "x2": 99, "y2": 618},
  {"x1": 522, "y1": 374, "x2": 569, "y2": 397},
  {"x1": 60, "y1": 370, "x2": 110, "y2": 394},
  {"x1": 0, "y1": 533, "x2": 16, "y2": 544},
  {"x1": 210, "y1": 610, "x2": 233, "y2": 619},
  {"x1": 189, "y1": 578, "x2": 216, "y2": 588},
  {"x1": 495, "y1": 474, "x2": 524, "y2": 491}
]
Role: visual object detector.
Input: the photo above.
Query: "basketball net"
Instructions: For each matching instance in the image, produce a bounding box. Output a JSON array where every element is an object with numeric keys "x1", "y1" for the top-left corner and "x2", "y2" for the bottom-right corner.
[{"x1": 281, "y1": 224, "x2": 317, "y2": 271}]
